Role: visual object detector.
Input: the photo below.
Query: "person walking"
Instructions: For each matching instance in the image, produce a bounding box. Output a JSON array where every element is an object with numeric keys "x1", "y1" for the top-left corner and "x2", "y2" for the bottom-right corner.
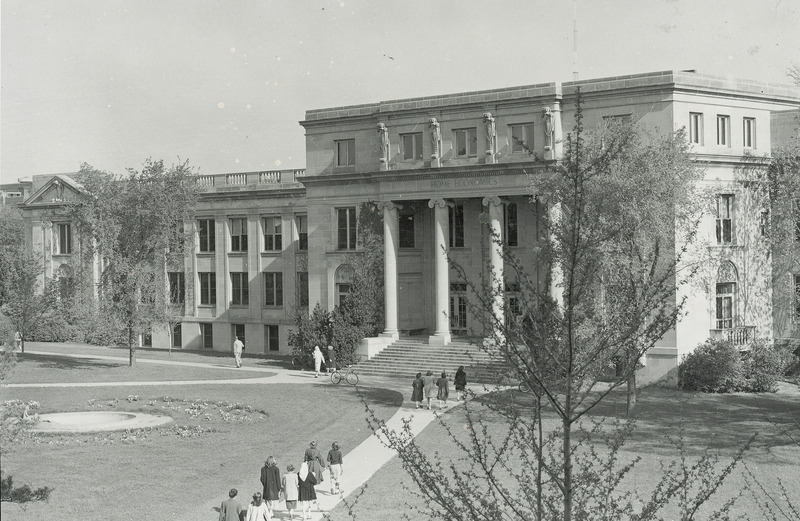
[
  {"x1": 219, "y1": 488, "x2": 244, "y2": 521},
  {"x1": 411, "y1": 372, "x2": 424, "y2": 409},
  {"x1": 327, "y1": 441, "x2": 344, "y2": 495},
  {"x1": 297, "y1": 462, "x2": 318, "y2": 520},
  {"x1": 423, "y1": 370, "x2": 437, "y2": 410},
  {"x1": 260, "y1": 456, "x2": 282, "y2": 518},
  {"x1": 327, "y1": 344, "x2": 336, "y2": 373},
  {"x1": 454, "y1": 366, "x2": 467, "y2": 401},
  {"x1": 245, "y1": 492, "x2": 270, "y2": 521},
  {"x1": 14, "y1": 331, "x2": 22, "y2": 351},
  {"x1": 233, "y1": 335, "x2": 244, "y2": 368},
  {"x1": 282, "y1": 464, "x2": 300, "y2": 521},
  {"x1": 312, "y1": 345, "x2": 324, "y2": 377},
  {"x1": 303, "y1": 440, "x2": 326, "y2": 484},
  {"x1": 436, "y1": 371, "x2": 450, "y2": 409}
]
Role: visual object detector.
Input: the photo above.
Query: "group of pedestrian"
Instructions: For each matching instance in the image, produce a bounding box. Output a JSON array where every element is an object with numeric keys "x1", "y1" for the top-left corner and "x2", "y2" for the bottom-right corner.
[
  {"x1": 219, "y1": 440, "x2": 344, "y2": 521},
  {"x1": 312, "y1": 344, "x2": 337, "y2": 378},
  {"x1": 411, "y1": 366, "x2": 468, "y2": 410}
]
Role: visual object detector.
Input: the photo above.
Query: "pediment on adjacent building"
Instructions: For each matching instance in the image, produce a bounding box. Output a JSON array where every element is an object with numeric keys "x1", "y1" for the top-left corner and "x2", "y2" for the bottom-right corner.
[{"x1": 24, "y1": 175, "x2": 84, "y2": 206}]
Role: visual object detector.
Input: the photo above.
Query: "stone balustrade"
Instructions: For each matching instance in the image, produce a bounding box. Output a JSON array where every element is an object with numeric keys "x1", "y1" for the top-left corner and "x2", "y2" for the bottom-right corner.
[{"x1": 194, "y1": 169, "x2": 305, "y2": 191}]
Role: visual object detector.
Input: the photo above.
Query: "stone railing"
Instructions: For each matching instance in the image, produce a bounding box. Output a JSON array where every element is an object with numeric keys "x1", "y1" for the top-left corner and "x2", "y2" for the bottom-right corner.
[
  {"x1": 194, "y1": 169, "x2": 305, "y2": 190},
  {"x1": 709, "y1": 325, "x2": 756, "y2": 347}
]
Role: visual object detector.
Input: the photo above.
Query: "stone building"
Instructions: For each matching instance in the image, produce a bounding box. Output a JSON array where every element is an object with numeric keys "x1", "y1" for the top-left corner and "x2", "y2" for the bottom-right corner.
[{"x1": 16, "y1": 70, "x2": 800, "y2": 383}]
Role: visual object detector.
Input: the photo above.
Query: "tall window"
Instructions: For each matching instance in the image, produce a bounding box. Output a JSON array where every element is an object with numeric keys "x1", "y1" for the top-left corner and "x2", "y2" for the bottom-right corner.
[
  {"x1": 198, "y1": 219, "x2": 216, "y2": 253},
  {"x1": 296, "y1": 215, "x2": 308, "y2": 251},
  {"x1": 399, "y1": 214, "x2": 415, "y2": 248},
  {"x1": 337, "y1": 283, "x2": 352, "y2": 308},
  {"x1": 510, "y1": 123, "x2": 535, "y2": 153},
  {"x1": 716, "y1": 115, "x2": 730, "y2": 147},
  {"x1": 743, "y1": 117, "x2": 756, "y2": 148},
  {"x1": 230, "y1": 272, "x2": 249, "y2": 306},
  {"x1": 715, "y1": 283, "x2": 735, "y2": 329},
  {"x1": 337, "y1": 207, "x2": 357, "y2": 250},
  {"x1": 795, "y1": 274, "x2": 800, "y2": 320},
  {"x1": 265, "y1": 325, "x2": 279, "y2": 352},
  {"x1": 401, "y1": 133, "x2": 423, "y2": 160},
  {"x1": 454, "y1": 128, "x2": 478, "y2": 157},
  {"x1": 716, "y1": 194, "x2": 734, "y2": 244},
  {"x1": 449, "y1": 203, "x2": 465, "y2": 248},
  {"x1": 230, "y1": 218, "x2": 248, "y2": 252},
  {"x1": 296, "y1": 271, "x2": 309, "y2": 307},
  {"x1": 262, "y1": 216, "x2": 282, "y2": 251},
  {"x1": 168, "y1": 272, "x2": 185, "y2": 304},
  {"x1": 263, "y1": 272, "x2": 283, "y2": 306},
  {"x1": 199, "y1": 272, "x2": 216, "y2": 305},
  {"x1": 449, "y1": 283, "x2": 468, "y2": 333},
  {"x1": 335, "y1": 139, "x2": 355, "y2": 167},
  {"x1": 689, "y1": 112, "x2": 703, "y2": 145},
  {"x1": 505, "y1": 203, "x2": 518, "y2": 247},
  {"x1": 200, "y1": 323, "x2": 213, "y2": 349},
  {"x1": 56, "y1": 223, "x2": 72, "y2": 254},
  {"x1": 172, "y1": 323, "x2": 182, "y2": 349},
  {"x1": 232, "y1": 324, "x2": 246, "y2": 346}
]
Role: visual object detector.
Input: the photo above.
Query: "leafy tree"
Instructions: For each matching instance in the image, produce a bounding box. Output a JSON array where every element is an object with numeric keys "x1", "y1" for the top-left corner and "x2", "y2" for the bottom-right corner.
[
  {"x1": 67, "y1": 159, "x2": 197, "y2": 366},
  {"x1": 370, "y1": 93, "x2": 713, "y2": 520}
]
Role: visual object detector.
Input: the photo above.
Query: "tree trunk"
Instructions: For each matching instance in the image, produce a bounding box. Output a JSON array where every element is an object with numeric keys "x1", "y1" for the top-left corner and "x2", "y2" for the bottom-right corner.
[
  {"x1": 128, "y1": 326, "x2": 136, "y2": 367},
  {"x1": 626, "y1": 371, "x2": 637, "y2": 417},
  {"x1": 563, "y1": 416, "x2": 572, "y2": 521},
  {"x1": 536, "y1": 394, "x2": 544, "y2": 521}
]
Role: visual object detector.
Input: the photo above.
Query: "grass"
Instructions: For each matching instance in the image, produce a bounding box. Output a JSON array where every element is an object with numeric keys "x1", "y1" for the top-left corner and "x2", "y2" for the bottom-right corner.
[
  {"x1": 1, "y1": 353, "x2": 403, "y2": 521},
  {"x1": 332, "y1": 384, "x2": 800, "y2": 520}
]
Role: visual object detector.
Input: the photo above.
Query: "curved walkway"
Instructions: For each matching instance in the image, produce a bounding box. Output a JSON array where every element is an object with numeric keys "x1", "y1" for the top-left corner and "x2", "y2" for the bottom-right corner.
[{"x1": 3, "y1": 345, "x2": 464, "y2": 520}]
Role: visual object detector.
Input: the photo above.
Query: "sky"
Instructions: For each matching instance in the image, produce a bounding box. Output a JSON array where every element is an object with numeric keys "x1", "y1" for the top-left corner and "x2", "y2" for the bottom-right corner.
[{"x1": 2, "y1": 0, "x2": 799, "y2": 184}]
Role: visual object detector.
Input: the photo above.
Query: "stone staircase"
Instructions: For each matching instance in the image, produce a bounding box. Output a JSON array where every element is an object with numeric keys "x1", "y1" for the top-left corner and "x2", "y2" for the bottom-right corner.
[{"x1": 355, "y1": 338, "x2": 506, "y2": 384}]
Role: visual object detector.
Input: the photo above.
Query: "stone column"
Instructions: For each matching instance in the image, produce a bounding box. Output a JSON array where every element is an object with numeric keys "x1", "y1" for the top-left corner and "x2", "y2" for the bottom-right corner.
[
  {"x1": 380, "y1": 201, "x2": 402, "y2": 339},
  {"x1": 483, "y1": 195, "x2": 505, "y2": 338},
  {"x1": 548, "y1": 202, "x2": 564, "y2": 309},
  {"x1": 552, "y1": 100, "x2": 564, "y2": 160},
  {"x1": 428, "y1": 198, "x2": 451, "y2": 346}
]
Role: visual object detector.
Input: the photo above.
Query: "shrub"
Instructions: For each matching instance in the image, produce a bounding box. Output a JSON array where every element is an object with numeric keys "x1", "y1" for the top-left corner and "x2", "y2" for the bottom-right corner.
[
  {"x1": 742, "y1": 339, "x2": 798, "y2": 392},
  {"x1": 679, "y1": 338, "x2": 746, "y2": 393}
]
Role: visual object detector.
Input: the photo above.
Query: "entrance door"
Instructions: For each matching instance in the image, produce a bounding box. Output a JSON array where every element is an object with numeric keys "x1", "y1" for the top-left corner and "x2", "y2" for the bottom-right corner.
[{"x1": 449, "y1": 283, "x2": 467, "y2": 335}]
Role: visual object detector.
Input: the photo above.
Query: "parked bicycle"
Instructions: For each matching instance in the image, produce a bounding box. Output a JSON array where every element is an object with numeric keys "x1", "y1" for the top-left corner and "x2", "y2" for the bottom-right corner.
[{"x1": 330, "y1": 365, "x2": 358, "y2": 386}]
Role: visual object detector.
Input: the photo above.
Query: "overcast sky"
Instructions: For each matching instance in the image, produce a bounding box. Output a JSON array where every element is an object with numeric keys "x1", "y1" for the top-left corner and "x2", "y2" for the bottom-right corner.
[{"x1": 2, "y1": 0, "x2": 799, "y2": 183}]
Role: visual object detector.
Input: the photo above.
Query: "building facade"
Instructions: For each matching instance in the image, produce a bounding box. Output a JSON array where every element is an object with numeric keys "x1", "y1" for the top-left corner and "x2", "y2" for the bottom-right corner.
[{"x1": 17, "y1": 70, "x2": 800, "y2": 383}]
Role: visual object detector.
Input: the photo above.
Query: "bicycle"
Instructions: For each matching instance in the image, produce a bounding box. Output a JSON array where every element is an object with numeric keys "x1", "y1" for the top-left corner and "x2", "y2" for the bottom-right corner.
[{"x1": 330, "y1": 365, "x2": 358, "y2": 386}]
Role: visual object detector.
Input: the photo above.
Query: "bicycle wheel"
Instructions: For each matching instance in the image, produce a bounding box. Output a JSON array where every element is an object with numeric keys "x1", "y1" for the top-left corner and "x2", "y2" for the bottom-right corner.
[
  {"x1": 331, "y1": 371, "x2": 342, "y2": 384},
  {"x1": 518, "y1": 381, "x2": 531, "y2": 393},
  {"x1": 345, "y1": 371, "x2": 358, "y2": 386},
  {"x1": 291, "y1": 356, "x2": 301, "y2": 369}
]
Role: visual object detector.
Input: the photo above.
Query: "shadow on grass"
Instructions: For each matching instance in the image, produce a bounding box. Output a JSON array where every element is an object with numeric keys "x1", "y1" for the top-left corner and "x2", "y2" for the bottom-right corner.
[
  {"x1": 22, "y1": 353, "x2": 120, "y2": 370},
  {"x1": 355, "y1": 386, "x2": 404, "y2": 409}
]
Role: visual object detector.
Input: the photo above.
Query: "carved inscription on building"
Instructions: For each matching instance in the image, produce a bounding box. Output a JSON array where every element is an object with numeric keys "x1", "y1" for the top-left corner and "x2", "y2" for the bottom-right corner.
[{"x1": 431, "y1": 177, "x2": 500, "y2": 190}]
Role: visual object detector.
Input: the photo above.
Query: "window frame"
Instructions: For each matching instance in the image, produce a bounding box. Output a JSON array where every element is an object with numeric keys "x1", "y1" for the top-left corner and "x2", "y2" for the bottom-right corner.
[
  {"x1": 335, "y1": 139, "x2": 356, "y2": 167},
  {"x1": 509, "y1": 123, "x2": 535, "y2": 154},
  {"x1": 198, "y1": 272, "x2": 217, "y2": 306},
  {"x1": 296, "y1": 271, "x2": 309, "y2": 308},
  {"x1": 200, "y1": 323, "x2": 213, "y2": 349},
  {"x1": 337, "y1": 207, "x2": 357, "y2": 250},
  {"x1": 689, "y1": 112, "x2": 704, "y2": 145},
  {"x1": 453, "y1": 128, "x2": 478, "y2": 157},
  {"x1": 230, "y1": 218, "x2": 248, "y2": 252},
  {"x1": 716, "y1": 115, "x2": 731, "y2": 147},
  {"x1": 168, "y1": 272, "x2": 186, "y2": 304},
  {"x1": 449, "y1": 203, "x2": 465, "y2": 248},
  {"x1": 742, "y1": 117, "x2": 756, "y2": 149},
  {"x1": 265, "y1": 325, "x2": 280, "y2": 352},
  {"x1": 401, "y1": 132, "x2": 423, "y2": 160},
  {"x1": 230, "y1": 272, "x2": 249, "y2": 306},
  {"x1": 505, "y1": 202, "x2": 518, "y2": 247},
  {"x1": 198, "y1": 218, "x2": 216, "y2": 253},
  {"x1": 715, "y1": 194, "x2": 734, "y2": 244},
  {"x1": 295, "y1": 215, "x2": 308, "y2": 251},
  {"x1": 399, "y1": 213, "x2": 415, "y2": 249},
  {"x1": 262, "y1": 216, "x2": 282, "y2": 252},
  {"x1": 56, "y1": 223, "x2": 73, "y2": 255},
  {"x1": 715, "y1": 282, "x2": 735, "y2": 329},
  {"x1": 263, "y1": 271, "x2": 284, "y2": 307}
]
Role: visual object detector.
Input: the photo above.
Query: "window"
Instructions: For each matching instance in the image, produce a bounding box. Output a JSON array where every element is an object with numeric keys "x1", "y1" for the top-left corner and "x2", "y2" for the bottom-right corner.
[
  {"x1": 510, "y1": 123, "x2": 535, "y2": 153},
  {"x1": 200, "y1": 323, "x2": 213, "y2": 349},
  {"x1": 689, "y1": 113, "x2": 703, "y2": 145},
  {"x1": 198, "y1": 219, "x2": 216, "y2": 253},
  {"x1": 505, "y1": 203, "x2": 518, "y2": 247},
  {"x1": 265, "y1": 325, "x2": 279, "y2": 352},
  {"x1": 760, "y1": 211, "x2": 770, "y2": 237},
  {"x1": 795, "y1": 275, "x2": 800, "y2": 320},
  {"x1": 716, "y1": 115, "x2": 730, "y2": 147},
  {"x1": 337, "y1": 207, "x2": 357, "y2": 250},
  {"x1": 199, "y1": 272, "x2": 216, "y2": 305},
  {"x1": 449, "y1": 282, "x2": 468, "y2": 333},
  {"x1": 232, "y1": 324, "x2": 245, "y2": 346},
  {"x1": 296, "y1": 271, "x2": 309, "y2": 307},
  {"x1": 262, "y1": 216, "x2": 282, "y2": 251},
  {"x1": 335, "y1": 139, "x2": 355, "y2": 167},
  {"x1": 716, "y1": 194, "x2": 734, "y2": 244},
  {"x1": 715, "y1": 283, "x2": 735, "y2": 329},
  {"x1": 264, "y1": 272, "x2": 283, "y2": 306},
  {"x1": 401, "y1": 133, "x2": 423, "y2": 160},
  {"x1": 230, "y1": 272, "x2": 249, "y2": 306},
  {"x1": 743, "y1": 117, "x2": 756, "y2": 148},
  {"x1": 168, "y1": 272, "x2": 185, "y2": 304},
  {"x1": 449, "y1": 203, "x2": 465, "y2": 248},
  {"x1": 337, "y1": 283, "x2": 352, "y2": 308},
  {"x1": 296, "y1": 215, "x2": 308, "y2": 251},
  {"x1": 454, "y1": 128, "x2": 478, "y2": 157},
  {"x1": 56, "y1": 223, "x2": 72, "y2": 254},
  {"x1": 171, "y1": 323, "x2": 182, "y2": 349},
  {"x1": 399, "y1": 214, "x2": 415, "y2": 248},
  {"x1": 230, "y1": 218, "x2": 248, "y2": 252}
]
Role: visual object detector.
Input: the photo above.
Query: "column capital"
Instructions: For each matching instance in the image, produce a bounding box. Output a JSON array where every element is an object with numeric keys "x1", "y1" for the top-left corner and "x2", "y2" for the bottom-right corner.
[
  {"x1": 482, "y1": 195, "x2": 503, "y2": 207},
  {"x1": 377, "y1": 201, "x2": 403, "y2": 212},
  {"x1": 428, "y1": 198, "x2": 451, "y2": 209}
]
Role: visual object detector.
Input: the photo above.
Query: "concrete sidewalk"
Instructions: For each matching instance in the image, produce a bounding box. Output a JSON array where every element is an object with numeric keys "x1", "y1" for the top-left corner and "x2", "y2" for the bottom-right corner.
[{"x1": 5, "y1": 344, "x2": 464, "y2": 520}]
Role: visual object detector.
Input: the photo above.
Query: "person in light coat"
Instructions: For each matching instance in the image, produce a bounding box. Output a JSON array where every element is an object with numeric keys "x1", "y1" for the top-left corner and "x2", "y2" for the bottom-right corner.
[{"x1": 312, "y1": 345, "x2": 324, "y2": 378}]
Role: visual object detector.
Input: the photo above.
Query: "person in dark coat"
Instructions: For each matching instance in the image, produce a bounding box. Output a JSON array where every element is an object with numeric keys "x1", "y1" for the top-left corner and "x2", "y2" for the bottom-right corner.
[
  {"x1": 219, "y1": 488, "x2": 243, "y2": 521},
  {"x1": 260, "y1": 455, "x2": 282, "y2": 517},
  {"x1": 411, "y1": 372, "x2": 424, "y2": 409},
  {"x1": 436, "y1": 371, "x2": 450, "y2": 409},
  {"x1": 298, "y1": 461, "x2": 318, "y2": 520},
  {"x1": 454, "y1": 366, "x2": 467, "y2": 401},
  {"x1": 422, "y1": 370, "x2": 437, "y2": 410},
  {"x1": 304, "y1": 440, "x2": 326, "y2": 484}
]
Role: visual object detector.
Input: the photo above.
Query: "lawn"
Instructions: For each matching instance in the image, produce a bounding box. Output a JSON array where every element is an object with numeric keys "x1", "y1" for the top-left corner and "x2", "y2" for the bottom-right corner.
[
  {"x1": 331, "y1": 384, "x2": 800, "y2": 520},
  {"x1": 1, "y1": 361, "x2": 403, "y2": 521}
]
